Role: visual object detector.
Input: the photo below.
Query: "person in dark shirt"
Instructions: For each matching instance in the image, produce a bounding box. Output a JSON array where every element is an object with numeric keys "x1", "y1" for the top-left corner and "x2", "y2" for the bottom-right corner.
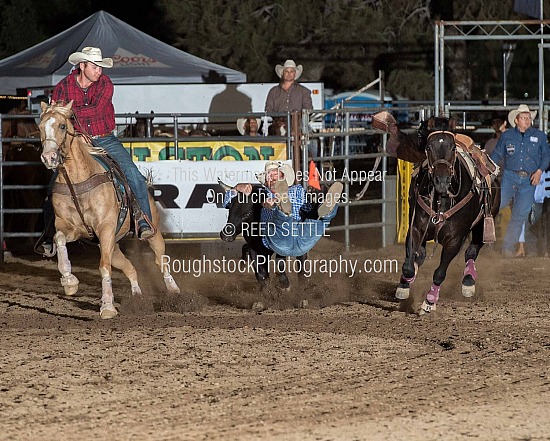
[{"x1": 265, "y1": 60, "x2": 313, "y2": 114}]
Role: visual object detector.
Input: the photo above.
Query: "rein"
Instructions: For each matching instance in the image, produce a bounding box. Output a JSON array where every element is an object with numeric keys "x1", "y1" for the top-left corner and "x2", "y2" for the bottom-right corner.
[
  {"x1": 43, "y1": 108, "x2": 95, "y2": 239},
  {"x1": 417, "y1": 190, "x2": 475, "y2": 226},
  {"x1": 58, "y1": 164, "x2": 95, "y2": 239},
  {"x1": 412, "y1": 132, "x2": 485, "y2": 254}
]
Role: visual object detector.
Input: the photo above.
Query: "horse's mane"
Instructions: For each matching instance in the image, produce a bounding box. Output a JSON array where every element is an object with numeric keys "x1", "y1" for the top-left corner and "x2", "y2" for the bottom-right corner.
[{"x1": 85, "y1": 143, "x2": 108, "y2": 156}]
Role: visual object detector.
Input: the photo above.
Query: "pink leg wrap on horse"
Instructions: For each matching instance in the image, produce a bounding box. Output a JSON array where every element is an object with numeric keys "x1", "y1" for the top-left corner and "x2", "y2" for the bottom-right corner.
[
  {"x1": 463, "y1": 259, "x2": 477, "y2": 279},
  {"x1": 426, "y1": 284, "x2": 440, "y2": 304},
  {"x1": 402, "y1": 275, "x2": 416, "y2": 284}
]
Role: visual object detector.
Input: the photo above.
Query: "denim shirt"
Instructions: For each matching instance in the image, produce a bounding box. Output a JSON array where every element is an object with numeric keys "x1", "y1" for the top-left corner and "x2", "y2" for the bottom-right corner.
[{"x1": 490, "y1": 126, "x2": 550, "y2": 173}]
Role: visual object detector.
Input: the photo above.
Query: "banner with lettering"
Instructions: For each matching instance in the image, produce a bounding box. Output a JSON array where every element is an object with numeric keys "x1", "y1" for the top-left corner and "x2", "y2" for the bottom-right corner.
[
  {"x1": 124, "y1": 140, "x2": 287, "y2": 162},
  {"x1": 136, "y1": 160, "x2": 292, "y2": 236}
]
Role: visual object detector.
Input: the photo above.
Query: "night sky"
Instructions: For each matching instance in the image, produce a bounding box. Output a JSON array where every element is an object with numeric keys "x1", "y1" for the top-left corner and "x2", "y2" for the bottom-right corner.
[{"x1": 45, "y1": 2, "x2": 173, "y2": 46}]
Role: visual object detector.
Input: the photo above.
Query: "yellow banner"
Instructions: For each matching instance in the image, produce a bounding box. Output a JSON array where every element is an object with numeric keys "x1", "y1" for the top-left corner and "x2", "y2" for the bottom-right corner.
[{"x1": 123, "y1": 140, "x2": 287, "y2": 162}]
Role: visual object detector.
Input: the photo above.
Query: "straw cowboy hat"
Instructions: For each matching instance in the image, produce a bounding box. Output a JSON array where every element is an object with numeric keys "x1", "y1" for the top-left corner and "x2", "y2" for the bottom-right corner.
[
  {"x1": 256, "y1": 161, "x2": 295, "y2": 187},
  {"x1": 508, "y1": 104, "x2": 537, "y2": 128},
  {"x1": 68, "y1": 47, "x2": 114, "y2": 68},
  {"x1": 236, "y1": 117, "x2": 261, "y2": 135},
  {"x1": 275, "y1": 60, "x2": 303, "y2": 80}
]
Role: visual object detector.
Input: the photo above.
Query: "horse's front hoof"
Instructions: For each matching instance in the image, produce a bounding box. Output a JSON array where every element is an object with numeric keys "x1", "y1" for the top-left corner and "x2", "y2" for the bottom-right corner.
[
  {"x1": 419, "y1": 299, "x2": 436, "y2": 315},
  {"x1": 462, "y1": 274, "x2": 475, "y2": 297},
  {"x1": 100, "y1": 304, "x2": 119, "y2": 319},
  {"x1": 462, "y1": 284, "x2": 475, "y2": 298},
  {"x1": 61, "y1": 275, "x2": 79, "y2": 296},
  {"x1": 395, "y1": 285, "x2": 410, "y2": 300},
  {"x1": 163, "y1": 275, "x2": 181, "y2": 294},
  {"x1": 258, "y1": 278, "x2": 269, "y2": 291}
]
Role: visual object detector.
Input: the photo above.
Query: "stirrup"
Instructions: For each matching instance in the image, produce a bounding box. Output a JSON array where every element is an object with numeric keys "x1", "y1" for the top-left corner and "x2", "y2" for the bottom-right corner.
[
  {"x1": 34, "y1": 230, "x2": 57, "y2": 257},
  {"x1": 135, "y1": 215, "x2": 157, "y2": 240},
  {"x1": 34, "y1": 241, "x2": 57, "y2": 258}
]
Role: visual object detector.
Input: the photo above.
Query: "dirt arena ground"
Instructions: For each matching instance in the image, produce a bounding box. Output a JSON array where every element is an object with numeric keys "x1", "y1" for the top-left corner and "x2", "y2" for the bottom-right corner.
[{"x1": 1, "y1": 235, "x2": 549, "y2": 441}]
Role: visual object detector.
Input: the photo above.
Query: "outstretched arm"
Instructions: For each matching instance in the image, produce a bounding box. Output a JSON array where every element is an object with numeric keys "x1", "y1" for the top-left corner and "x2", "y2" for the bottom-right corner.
[{"x1": 372, "y1": 111, "x2": 425, "y2": 163}]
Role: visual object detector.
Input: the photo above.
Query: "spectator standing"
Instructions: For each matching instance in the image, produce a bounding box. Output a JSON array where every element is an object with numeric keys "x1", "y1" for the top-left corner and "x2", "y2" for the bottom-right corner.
[
  {"x1": 265, "y1": 60, "x2": 313, "y2": 114},
  {"x1": 490, "y1": 104, "x2": 550, "y2": 257}
]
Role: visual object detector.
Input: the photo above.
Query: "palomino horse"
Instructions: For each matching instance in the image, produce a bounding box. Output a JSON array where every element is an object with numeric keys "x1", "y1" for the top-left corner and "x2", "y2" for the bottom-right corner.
[
  {"x1": 396, "y1": 129, "x2": 500, "y2": 314},
  {"x1": 38, "y1": 101, "x2": 180, "y2": 319}
]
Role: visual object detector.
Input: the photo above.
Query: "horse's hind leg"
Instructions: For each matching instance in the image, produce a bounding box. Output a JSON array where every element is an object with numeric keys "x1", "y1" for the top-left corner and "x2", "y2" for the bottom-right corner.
[
  {"x1": 54, "y1": 231, "x2": 79, "y2": 296},
  {"x1": 147, "y1": 234, "x2": 180, "y2": 294},
  {"x1": 112, "y1": 244, "x2": 142, "y2": 296},
  {"x1": 461, "y1": 222, "x2": 484, "y2": 298}
]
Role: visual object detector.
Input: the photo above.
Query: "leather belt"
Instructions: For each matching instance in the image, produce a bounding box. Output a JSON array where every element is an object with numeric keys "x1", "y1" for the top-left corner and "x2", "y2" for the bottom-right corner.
[
  {"x1": 91, "y1": 132, "x2": 113, "y2": 139},
  {"x1": 512, "y1": 170, "x2": 530, "y2": 177}
]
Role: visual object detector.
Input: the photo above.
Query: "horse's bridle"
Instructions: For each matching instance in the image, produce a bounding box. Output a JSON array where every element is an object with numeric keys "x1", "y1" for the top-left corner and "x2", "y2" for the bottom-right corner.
[
  {"x1": 40, "y1": 106, "x2": 97, "y2": 238},
  {"x1": 425, "y1": 131, "x2": 457, "y2": 178},
  {"x1": 40, "y1": 108, "x2": 78, "y2": 164}
]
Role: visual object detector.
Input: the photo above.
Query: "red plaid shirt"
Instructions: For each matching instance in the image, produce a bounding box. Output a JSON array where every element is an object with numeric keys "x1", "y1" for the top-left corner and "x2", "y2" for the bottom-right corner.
[{"x1": 52, "y1": 69, "x2": 115, "y2": 136}]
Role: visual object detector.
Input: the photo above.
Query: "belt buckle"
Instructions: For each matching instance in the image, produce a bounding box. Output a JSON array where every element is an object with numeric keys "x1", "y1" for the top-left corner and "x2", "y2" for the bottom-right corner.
[{"x1": 518, "y1": 170, "x2": 529, "y2": 177}]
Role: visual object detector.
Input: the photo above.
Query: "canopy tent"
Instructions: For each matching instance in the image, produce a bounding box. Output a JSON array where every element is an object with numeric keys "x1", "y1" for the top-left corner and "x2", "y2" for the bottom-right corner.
[{"x1": 0, "y1": 10, "x2": 246, "y2": 95}]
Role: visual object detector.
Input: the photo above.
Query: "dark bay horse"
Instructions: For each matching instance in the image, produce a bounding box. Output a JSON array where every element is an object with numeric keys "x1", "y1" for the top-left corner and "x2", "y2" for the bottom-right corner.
[
  {"x1": 38, "y1": 101, "x2": 180, "y2": 319},
  {"x1": 396, "y1": 129, "x2": 500, "y2": 314}
]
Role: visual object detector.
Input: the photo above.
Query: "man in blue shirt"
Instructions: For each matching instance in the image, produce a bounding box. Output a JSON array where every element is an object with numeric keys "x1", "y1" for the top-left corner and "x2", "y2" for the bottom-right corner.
[{"x1": 490, "y1": 104, "x2": 550, "y2": 256}]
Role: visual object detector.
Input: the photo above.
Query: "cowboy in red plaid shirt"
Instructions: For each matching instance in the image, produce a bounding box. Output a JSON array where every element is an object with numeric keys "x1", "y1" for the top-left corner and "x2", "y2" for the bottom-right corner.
[{"x1": 36, "y1": 47, "x2": 155, "y2": 256}]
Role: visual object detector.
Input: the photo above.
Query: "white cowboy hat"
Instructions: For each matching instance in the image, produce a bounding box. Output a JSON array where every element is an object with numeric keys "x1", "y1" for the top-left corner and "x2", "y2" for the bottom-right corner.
[
  {"x1": 508, "y1": 104, "x2": 537, "y2": 128},
  {"x1": 236, "y1": 117, "x2": 261, "y2": 135},
  {"x1": 275, "y1": 59, "x2": 303, "y2": 80},
  {"x1": 68, "y1": 47, "x2": 113, "y2": 68},
  {"x1": 256, "y1": 161, "x2": 295, "y2": 187}
]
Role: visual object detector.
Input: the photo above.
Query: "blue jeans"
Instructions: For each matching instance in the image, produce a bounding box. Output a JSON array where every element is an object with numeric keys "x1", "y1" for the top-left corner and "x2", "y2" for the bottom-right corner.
[
  {"x1": 264, "y1": 206, "x2": 338, "y2": 256},
  {"x1": 500, "y1": 169, "x2": 536, "y2": 254},
  {"x1": 92, "y1": 134, "x2": 152, "y2": 221}
]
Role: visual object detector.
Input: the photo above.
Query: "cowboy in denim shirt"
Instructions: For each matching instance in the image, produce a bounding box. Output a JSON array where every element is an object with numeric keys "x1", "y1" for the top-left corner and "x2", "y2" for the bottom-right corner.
[{"x1": 490, "y1": 104, "x2": 550, "y2": 256}]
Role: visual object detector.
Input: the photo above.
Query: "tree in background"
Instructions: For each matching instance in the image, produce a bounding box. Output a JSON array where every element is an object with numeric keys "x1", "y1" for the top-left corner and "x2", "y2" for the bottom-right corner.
[
  {"x1": 0, "y1": 0, "x2": 47, "y2": 59},
  {"x1": 0, "y1": 0, "x2": 544, "y2": 101},
  {"x1": 158, "y1": 0, "x2": 532, "y2": 100},
  {"x1": 156, "y1": 0, "x2": 437, "y2": 97}
]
